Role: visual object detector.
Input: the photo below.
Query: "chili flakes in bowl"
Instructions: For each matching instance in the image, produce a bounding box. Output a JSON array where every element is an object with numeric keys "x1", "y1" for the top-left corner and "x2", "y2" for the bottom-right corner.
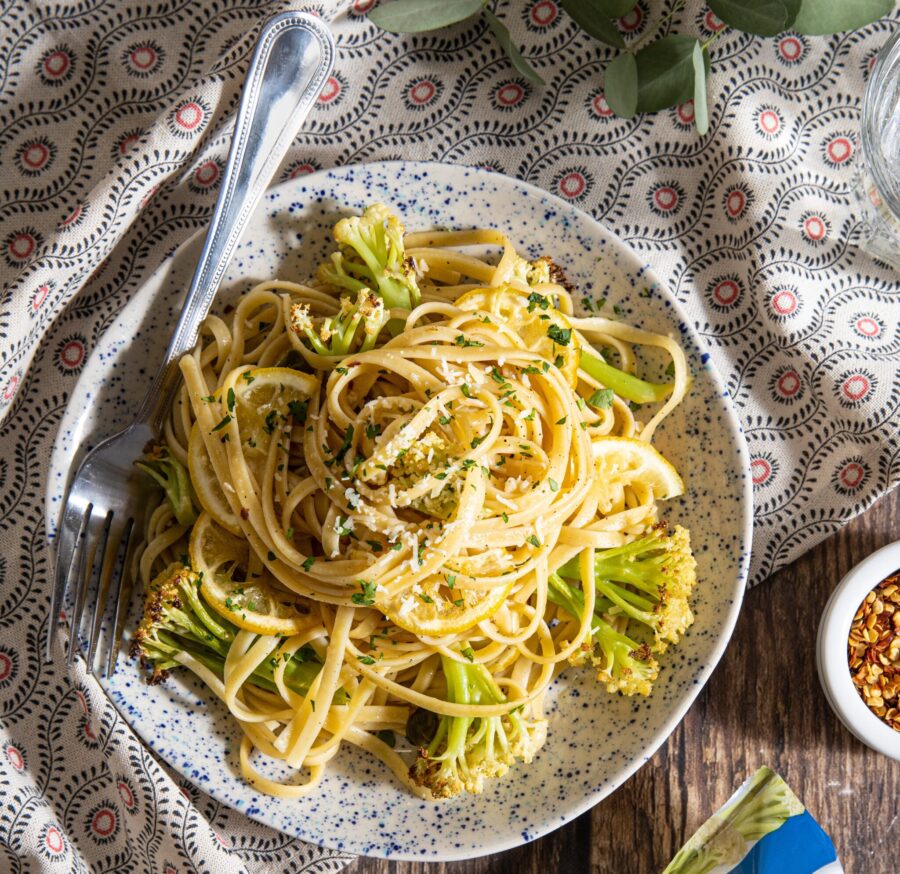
[{"x1": 848, "y1": 570, "x2": 900, "y2": 731}]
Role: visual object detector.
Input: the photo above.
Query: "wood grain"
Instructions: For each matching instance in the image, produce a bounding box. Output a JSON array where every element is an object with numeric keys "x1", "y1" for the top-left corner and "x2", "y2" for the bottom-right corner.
[{"x1": 348, "y1": 485, "x2": 900, "y2": 873}]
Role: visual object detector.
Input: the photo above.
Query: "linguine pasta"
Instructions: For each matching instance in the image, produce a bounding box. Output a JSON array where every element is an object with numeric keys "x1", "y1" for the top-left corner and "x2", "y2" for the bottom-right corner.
[{"x1": 132, "y1": 204, "x2": 697, "y2": 800}]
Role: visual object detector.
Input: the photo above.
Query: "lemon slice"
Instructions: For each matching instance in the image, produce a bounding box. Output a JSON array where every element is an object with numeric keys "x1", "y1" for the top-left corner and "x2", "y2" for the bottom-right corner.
[
  {"x1": 188, "y1": 423, "x2": 242, "y2": 534},
  {"x1": 190, "y1": 511, "x2": 312, "y2": 635},
  {"x1": 590, "y1": 436, "x2": 684, "y2": 500},
  {"x1": 379, "y1": 575, "x2": 514, "y2": 637},
  {"x1": 454, "y1": 286, "x2": 581, "y2": 387},
  {"x1": 229, "y1": 367, "x2": 318, "y2": 475}
]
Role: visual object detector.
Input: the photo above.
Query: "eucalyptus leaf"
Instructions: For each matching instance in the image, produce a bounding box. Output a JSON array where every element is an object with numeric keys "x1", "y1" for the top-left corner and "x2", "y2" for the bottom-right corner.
[
  {"x1": 484, "y1": 10, "x2": 545, "y2": 85},
  {"x1": 793, "y1": 0, "x2": 893, "y2": 34},
  {"x1": 634, "y1": 36, "x2": 709, "y2": 113},
  {"x1": 604, "y1": 52, "x2": 638, "y2": 118},
  {"x1": 560, "y1": 0, "x2": 626, "y2": 48},
  {"x1": 369, "y1": 0, "x2": 484, "y2": 34},
  {"x1": 782, "y1": 0, "x2": 804, "y2": 25},
  {"x1": 707, "y1": 0, "x2": 790, "y2": 36},
  {"x1": 691, "y1": 41, "x2": 709, "y2": 136}
]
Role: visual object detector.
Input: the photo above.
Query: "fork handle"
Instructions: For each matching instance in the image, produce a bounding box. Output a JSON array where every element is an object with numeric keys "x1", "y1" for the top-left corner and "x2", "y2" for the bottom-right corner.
[{"x1": 135, "y1": 12, "x2": 335, "y2": 432}]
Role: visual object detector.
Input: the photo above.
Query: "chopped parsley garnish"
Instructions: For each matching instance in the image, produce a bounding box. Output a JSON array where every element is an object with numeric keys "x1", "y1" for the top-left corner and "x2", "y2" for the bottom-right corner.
[
  {"x1": 211, "y1": 414, "x2": 232, "y2": 432},
  {"x1": 366, "y1": 422, "x2": 381, "y2": 439},
  {"x1": 288, "y1": 399, "x2": 308, "y2": 424},
  {"x1": 439, "y1": 415, "x2": 453, "y2": 425},
  {"x1": 547, "y1": 325, "x2": 572, "y2": 346},
  {"x1": 548, "y1": 478, "x2": 559, "y2": 492},
  {"x1": 351, "y1": 579, "x2": 376, "y2": 606},
  {"x1": 334, "y1": 424, "x2": 354, "y2": 463},
  {"x1": 527, "y1": 535, "x2": 541, "y2": 548},
  {"x1": 460, "y1": 383, "x2": 473, "y2": 398},
  {"x1": 357, "y1": 655, "x2": 376, "y2": 665},
  {"x1": 263, "y1": 410, "x2": 278, "y2": 434},
  {"x1": 454, "y1": 334, "x2": 484, "y2": 347},
  {"x1": 417, "y1": 592, "x2": 434, "y2": 604},
  {"x1": 445, "y1": 574, "x2": 456, "y2": 589},
  {"x1": 588, "y1": 388, "x2": 615, "y2": 409},
  {"x1": 527, "y1": 291, "x2": 550, "y2": 312},
  {"x1": 556, "y1": 416, "x2": 567, "y2": 425},
  {"x1": 226, "y1": 388, "x2": 235, "y2": 412},
  {"x1": 241, "y1": 372, "x2": 255, "y2": 384},
  {"x1": 461, "y1": 646, "x2": 475, "y2": 662},
  {"x1": 501, "y1": 512, "x2": 509, "y2": 523}
]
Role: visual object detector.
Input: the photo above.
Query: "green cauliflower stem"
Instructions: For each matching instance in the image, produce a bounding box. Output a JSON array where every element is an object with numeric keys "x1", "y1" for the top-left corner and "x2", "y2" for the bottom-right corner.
[
  {"x1": 135, "y1": 444, "x2": 198, "y2": 526},
  {"x1": 317, "y1": 203, "x2": 421, "y2": 311},
  {"x1": 290, "y1": 288, "x2": 387, "y2": 359},
  {"x1": 557, "y1": 525, "x2": 696, "y2": 654},
  {"x1": 131, "y1": 564, "x2": 326, "y2": 698},
  {"x1": 548, "y1": 572, "x2": 659, "y2": 696},
  {"x1": 408, "y1": 653, "x2": 545, "y2": 799}
]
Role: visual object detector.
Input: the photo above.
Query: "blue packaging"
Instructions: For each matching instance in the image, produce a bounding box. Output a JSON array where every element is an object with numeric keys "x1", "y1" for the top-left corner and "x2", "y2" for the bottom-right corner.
[{"x1": 663, "y1": 767, "x2": 842, "y2": 873}]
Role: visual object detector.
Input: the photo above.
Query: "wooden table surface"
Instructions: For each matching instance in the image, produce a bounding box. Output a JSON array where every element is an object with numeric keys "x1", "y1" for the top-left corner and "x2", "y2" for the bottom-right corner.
[{"x1": 349, "y1": 485, "x2": 900, "y2": 874}]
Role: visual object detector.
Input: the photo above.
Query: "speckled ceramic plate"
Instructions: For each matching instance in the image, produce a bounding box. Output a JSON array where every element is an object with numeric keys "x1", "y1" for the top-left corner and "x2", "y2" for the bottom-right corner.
[{"x1": 47, "y1": 161, "x2": 752, "y2": 861}]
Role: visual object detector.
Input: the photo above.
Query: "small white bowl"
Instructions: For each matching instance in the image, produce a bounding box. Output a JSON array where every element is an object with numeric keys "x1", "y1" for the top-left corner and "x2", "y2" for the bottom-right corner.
[{"x1": 817, "y1": 539, "x2": 900, "y2": 760}]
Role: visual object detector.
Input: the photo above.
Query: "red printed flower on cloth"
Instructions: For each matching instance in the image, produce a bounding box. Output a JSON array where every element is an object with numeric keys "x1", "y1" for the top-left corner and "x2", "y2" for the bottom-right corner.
[
  {"x1": 672, "y1": 100, "x2": 697, "y2": 130},
  {"x1": 85, "y1": 803, "x2": 119, "y2": 845},
  {"x1": 722, "y1": 182, "x2": 754, "y2": 222},
  {"x1": 837, "y1": 370, "x2": 877, "y2": 407},
  {"x1": 57, "y1": 335, "x2": 87, "y2": 373},
  {"x1": 553, "y1": 167, "x2": 593, "y2": 202},
  {"x1": 15, "y1": 137, "x2": 56, "y2": 176},
  {"x1": 58, "y1": 202, "x2": 89, "y2": 231},
  {"x1": 404, "y1": 77, "x2": 444, "y2": 111},
  {"x1": 39, "y1": 824, "x2": 67, "y2": 859},
  {"x1": 166, "y1": 97, "x2": 212, "y2": 139},
  {"x1": 851, "y1": 312, "x2": 884, "y2": 340},
  {"x1": 769, "y1": 285, "x2": 802, "y2": 320},
  {"x1": 30, "y1": 281, "x2": 54, "y2": 316},
  {"x1": 777, "y1": 36, "x2": 808, "y2": 65},
  {"x1": 113, "y1": 128, "x2": 145, "y2": 160},
  {"x1": 37, "y1": 45, "x2": 75, "y2": 85},
  {"x1": 834, "y1": 456, "x2": 870, "y2": 496},
  {"x1": 189, "y1": 158, "x2": 224, "y2": 193},
  {"x1": 281, "y1": 158, "x2": 322, "y2": 181},
  {"x1": 6, "y1": 743, "x2": 25, "y2": 771},
  {"x1": 708, "y1": 275, "x2": 742, "y2": 311},
  {"x1": 769, "y1": 366, "x2": 805, "y2": 404},
  {"x1": 823, "y1": 133, "x2": 854, "y2": 168},
  {"x1": 317, "y1": 72, "x2": 346, "y2": 106},
  {"x1": 754, "y1": 104, "x2": 783, "y2": 139},
  {"x1": 122, "y1": 40, "x2": 165, "y2": 77},
  {"x1": 750, "y1": 451, "x2": 779, "y2": 487},
  {"x1": 3, "y1": 227, "x2": 42, "y2": 266},
  {"x1": 648, "y1": 181, "x2": 684, "y2": 216},
  {"x1": 588, "y1": 89, "x2": 615, "y2": 119},
  {"x1": 524, "y1": 0, "x2": 560, "y2": 30},
  {"x1": 799, "y1": 210, "x2": 831, "y2": 245},
  {"x1": 493, "y1": 80, "x2": 530, "y2": 112},
  {"x1": 618, "y1": 3, "x2": 646, "y2": 34}
]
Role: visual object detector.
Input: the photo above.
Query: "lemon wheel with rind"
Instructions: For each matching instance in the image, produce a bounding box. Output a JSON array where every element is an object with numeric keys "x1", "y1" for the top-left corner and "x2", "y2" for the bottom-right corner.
[{"x1": 190, "y1": 511, "x2": 313, "y2": 636}]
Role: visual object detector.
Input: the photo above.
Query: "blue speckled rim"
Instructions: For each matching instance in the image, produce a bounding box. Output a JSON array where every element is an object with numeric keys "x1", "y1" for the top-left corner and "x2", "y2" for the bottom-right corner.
[{"x1": 47, "y1": 161, "x2": 753, "y2": 861}]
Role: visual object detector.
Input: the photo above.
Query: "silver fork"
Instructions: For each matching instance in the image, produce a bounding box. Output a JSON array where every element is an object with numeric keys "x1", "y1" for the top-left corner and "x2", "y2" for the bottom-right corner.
[{"x1": 47, "y1": 12, "x2": 335, "y2": 676}]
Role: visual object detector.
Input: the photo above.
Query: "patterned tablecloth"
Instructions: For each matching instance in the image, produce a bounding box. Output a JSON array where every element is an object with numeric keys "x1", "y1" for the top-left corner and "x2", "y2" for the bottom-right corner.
[{"x1": 0, "y1": 1, "x2": 897, "y2": 870}]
